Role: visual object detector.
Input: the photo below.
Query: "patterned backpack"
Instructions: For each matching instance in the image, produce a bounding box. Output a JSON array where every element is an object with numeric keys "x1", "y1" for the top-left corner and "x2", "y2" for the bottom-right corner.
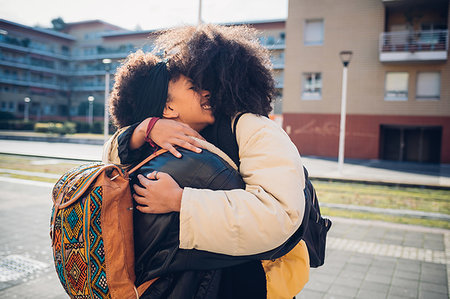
[{"x1": 50, "y1": 150, "x2": 166, "y2": 298}]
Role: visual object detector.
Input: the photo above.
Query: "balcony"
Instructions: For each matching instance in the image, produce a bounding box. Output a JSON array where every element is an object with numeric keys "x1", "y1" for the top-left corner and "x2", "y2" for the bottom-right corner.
[
  {"x1": 0, "y1": 77, "x2": 63, "y2": 90},
  {"x1": 271, "y1": 57, "x2": 285, "y2": 69},
  {"x1": 379, "y1": 30, "x2": 448, "y2": 62},
  {"x1": 0, "y1": 40, "x2": 70, "y2": 61}
]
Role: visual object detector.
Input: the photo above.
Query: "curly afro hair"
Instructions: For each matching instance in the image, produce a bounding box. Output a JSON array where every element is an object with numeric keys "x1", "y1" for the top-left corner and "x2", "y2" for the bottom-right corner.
[
  {"x1": 109, "y1": 50, "x2": 180, "y2": 128},
  {"x1": 155, "y1": 24, "x2": 276, "y2": 118}
]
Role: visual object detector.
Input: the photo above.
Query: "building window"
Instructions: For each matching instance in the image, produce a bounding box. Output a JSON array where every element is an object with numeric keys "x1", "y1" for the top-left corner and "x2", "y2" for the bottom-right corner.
[
  {"x1": 385, "y1": 72, "x2": 408, "y2": 101},
  {"x1": 304, "y1": 19, "x2": 324, "y2": 45},
  {"x1": 416, "y1": 72, "x2": 440, "y2": 100},
  {"x1": 302, "y1": 73, "x2": 322, "y2": 100}
]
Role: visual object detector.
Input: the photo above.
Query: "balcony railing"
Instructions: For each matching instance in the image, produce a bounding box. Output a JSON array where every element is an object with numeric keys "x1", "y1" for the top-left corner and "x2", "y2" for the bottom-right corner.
[
  {"x1": 379, "y1": 30, "x2": 448, "y2": 62},
  {"x1": 271, "y1": 57, "x2": 285, "y2": 69}
]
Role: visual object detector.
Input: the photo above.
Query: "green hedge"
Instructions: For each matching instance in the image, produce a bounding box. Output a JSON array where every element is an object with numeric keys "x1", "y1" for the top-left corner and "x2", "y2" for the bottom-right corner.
[{"x1": 34, "y1": 122, "x2": 76, "y2": 135}]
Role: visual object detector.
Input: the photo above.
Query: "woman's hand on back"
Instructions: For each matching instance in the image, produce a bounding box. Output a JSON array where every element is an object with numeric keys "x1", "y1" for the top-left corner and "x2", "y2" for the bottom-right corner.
[
  {"x1": 150, "y1": 119, "x2": 205, "y2": 158},
  {"x1": 133, "y1": 171, "x2": 182, "y2": 214}
]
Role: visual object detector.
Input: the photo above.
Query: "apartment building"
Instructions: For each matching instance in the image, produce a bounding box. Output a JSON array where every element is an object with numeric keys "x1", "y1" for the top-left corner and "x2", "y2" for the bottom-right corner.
[
  {"x1": 283, "y1": 0, "x2": 450, "y2": 163},
  {"x1": 0, "y1": 19, "x2": 75, "y2": 120},
  {"x1": 0, "y1": 18, "x2": 286, "y2": 122}
]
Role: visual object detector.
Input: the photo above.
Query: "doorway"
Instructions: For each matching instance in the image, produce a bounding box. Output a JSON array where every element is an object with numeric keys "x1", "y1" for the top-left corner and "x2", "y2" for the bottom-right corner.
[{"x1": 379, "y1": 125, "x2": 442, "y2": 163}]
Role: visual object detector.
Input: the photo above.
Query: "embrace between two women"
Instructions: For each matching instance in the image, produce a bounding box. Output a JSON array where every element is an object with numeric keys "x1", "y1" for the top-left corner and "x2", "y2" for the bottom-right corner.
[{"x1": 102, "y1": 24, "x2": 309, "y2": 299}]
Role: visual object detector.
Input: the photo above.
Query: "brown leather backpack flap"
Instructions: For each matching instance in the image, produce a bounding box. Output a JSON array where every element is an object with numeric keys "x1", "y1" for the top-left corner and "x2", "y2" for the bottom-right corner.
[{"x1": 99, "y1": 167, "x2": 137, "y2": 298}]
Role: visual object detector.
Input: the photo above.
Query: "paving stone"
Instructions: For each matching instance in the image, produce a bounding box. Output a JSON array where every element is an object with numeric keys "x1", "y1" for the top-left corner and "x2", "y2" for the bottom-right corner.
[
  {"x1": 347, "y1": 254, "x2": 372, "y2": 266},
  {"x1": 315, "y1": 263, "x2": 344, "y2": 275},
  {"x1": 323, "y1": 294, "x2": 353, "y2": 299},
  {"x1": 404, "y1": 232, "x2": 425, "y2": 240},
  {"x1": 419, "y1": 281, "x2": 448, "y2": 295},
  {"x1": 360, "y1": 281, "x2": 391, "y2": 293},
  {"x1": 326, "y1": 284, "x2": 359, "y2": 298},
  {"x1": 424, "y1": 233, "x2": 443, "y2": 242},
  {"x1": 296, "y1": 289, "x2": 325, "y2": 299},
  {"x1": 402, "y1": 239, "x2": 423, "y2": 248},
  {"x1": 339, "y1": 269, "x2": 367, "y2": 280},
  {"x1": 391, "y1": 277, "x2": 419, "y2": 289},
  {"x1": 304, "y1": 275, "x2": 334, "y2": 292},
  {"x1": 310, "y1": 273, "x2": 337, "y2": 283},
  {"x1": 418, "y1": 290, "x2": 448, "y2": 299},
  {"x1": 387, "y1": 295, "x2": 415, "y2": 299},
  {"x1": 365, "y1": 272, "x2": 393, "y2": 284},
  {"x1": 420, "y1": 270, "x2": 447, "y2": 284},
  {"x1": 343, "y1": 263, "x2": 370, "y2": 273},
  {"x1": 393, "y1": 270, "x2": 420, "y2": 281},
  {"x1": 422, "y1": 262, "x2": 446, "y2": 272},
  {"x1": 381, "y1": 238, "x2": 404, "y2": 245},
  {"x1": 333, "y1": 273, "x2": 364, "y2": 288},
  {"x1": 395, "y1": 260, "x2": 421, "y2": 273},
  {"x1": 356, "y1": 289, "x2": 388, "y2": 299},
  {"x1": 0, "y1": 272, "x2": 66, "y2": 299},
  {"x1": 368, "y1": 265, "x2": 395, "y2": 277},
  {"x1": 423, "y1": 241, "x2": 445, "y2": 251},
  {"x1": 389, "y1": 286, "x2": 419, "y2": 298}
]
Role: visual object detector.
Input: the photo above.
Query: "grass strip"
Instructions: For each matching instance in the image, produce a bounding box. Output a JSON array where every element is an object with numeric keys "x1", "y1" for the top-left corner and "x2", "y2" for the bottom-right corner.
[
  {"x1": 322, "y1": 207, "x2": 450, "y2": 229},
  {"x1": 312, "y1": 180, "x2": 450, "y2": 214}
]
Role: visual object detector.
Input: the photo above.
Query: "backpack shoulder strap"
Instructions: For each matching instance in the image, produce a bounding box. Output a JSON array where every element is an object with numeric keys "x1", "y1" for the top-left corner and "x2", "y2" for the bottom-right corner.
[{"x1": 232, "y1": 113, "x2": 245, "y2": 135}]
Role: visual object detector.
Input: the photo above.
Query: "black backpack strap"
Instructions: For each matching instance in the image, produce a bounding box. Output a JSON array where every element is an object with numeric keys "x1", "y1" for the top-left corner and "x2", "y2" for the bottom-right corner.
[{"x1": 232, "y1": 113, "x2": 245, "y2": 135}]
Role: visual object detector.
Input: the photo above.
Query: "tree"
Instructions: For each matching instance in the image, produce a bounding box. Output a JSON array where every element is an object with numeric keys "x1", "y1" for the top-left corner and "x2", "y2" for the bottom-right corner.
[{"x1": 51, "y1": 17, "x2": 66, "y2": 31}]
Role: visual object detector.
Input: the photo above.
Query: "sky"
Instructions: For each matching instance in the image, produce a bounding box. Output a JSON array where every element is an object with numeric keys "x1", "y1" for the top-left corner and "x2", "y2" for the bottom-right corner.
[{"x1": 0, "y1": 0, "x2": 288, "y2": 31}]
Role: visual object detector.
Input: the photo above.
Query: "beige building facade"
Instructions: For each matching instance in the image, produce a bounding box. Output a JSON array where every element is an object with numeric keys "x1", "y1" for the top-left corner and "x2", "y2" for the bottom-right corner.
[{"x1": 283, "y1": 0, "x2": 450, "y2": 163}]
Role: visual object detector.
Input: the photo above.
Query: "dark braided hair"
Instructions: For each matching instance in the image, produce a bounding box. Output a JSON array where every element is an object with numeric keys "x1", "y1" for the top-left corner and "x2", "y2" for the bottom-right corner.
[{"x1": 155, "y1": 24, "x2": 276, "y2": 117}]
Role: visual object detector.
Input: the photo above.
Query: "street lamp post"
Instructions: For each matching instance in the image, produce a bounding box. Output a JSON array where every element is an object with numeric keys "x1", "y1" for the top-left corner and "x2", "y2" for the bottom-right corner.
[
  {"x1": 198, "y1": 0, "x2": 203, "y2": 25},
  {"x1": 24, "y1": 97, "x2": 31, "y2": 122},
  {"x1": 88, "y1": 96, "x2": 94, "y2": 127},
  {"x1": 102, "y1": 59, "x2": 112, "y2": 142},
  {"x1": 338, "y1": 51, "x2": 353, "y2": 173}
]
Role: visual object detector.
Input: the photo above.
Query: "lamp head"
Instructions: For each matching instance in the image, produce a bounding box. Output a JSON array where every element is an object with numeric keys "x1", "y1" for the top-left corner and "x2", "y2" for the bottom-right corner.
[
  {"x1": 102, "y1": 59, "x2": 112, "y2": 71},
  {"x1": 88, "y1": 96, "x2": 94, "y2": 102},
  {"x1": 339, "y1": 51, "x2": 353, "y2": 67},
  {"x1": 24, "y1": 97, "x2": 31, "y2": 103}
]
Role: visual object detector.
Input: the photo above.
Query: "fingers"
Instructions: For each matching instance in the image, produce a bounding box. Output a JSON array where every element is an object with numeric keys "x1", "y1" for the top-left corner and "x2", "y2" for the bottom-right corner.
[
  {"x1": 176, "y1": 138, "x2": 202, "y2": 154},
  {"x1": 133, "y1": 193, "x2": 147, "y2": 205},
  {"x1": 165, "y1": 144, "x2": 182, "y2": 158},
  {"x1": 136, "y1": 174, "x2": 153, "y2": 187},
  {"x1": 146, "y1": 171, "x2": 158, "y2": 180},
  {"x1": 135, "y1": 205, "x2": 154, "y2": 214},
  {"x1": 133, "y1": 184, "x2": 147, "y2": 196}
]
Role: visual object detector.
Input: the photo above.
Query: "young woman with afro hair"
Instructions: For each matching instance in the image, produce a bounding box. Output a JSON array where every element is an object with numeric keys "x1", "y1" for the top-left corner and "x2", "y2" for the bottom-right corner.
[{"x1": 104, "y1": 24, "x2": 310, "y2": 298}]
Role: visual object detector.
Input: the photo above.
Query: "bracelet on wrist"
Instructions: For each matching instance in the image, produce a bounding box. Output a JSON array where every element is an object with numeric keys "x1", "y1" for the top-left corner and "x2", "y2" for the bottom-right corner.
[{"x1": 143, "y1": 117, "x2": 160, "y2": 147}]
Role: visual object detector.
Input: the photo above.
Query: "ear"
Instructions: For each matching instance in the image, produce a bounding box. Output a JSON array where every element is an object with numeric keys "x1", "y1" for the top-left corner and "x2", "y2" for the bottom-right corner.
[{"x1": 163, "y1": 103, "x2": 178, "y2": 119}]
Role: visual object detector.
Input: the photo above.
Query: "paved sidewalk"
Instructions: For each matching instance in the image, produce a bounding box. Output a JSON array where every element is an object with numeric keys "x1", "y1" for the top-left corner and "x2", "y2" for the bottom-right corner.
[{"x1": 0, "y1": 178, "x2": 448, "y2": 298}]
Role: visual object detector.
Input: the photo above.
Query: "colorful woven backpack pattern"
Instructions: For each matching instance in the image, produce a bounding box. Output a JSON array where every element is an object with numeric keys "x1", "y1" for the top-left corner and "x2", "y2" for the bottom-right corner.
[
  {"x1": 50, "y1": 164, "x2": 134, "y2": 298},
  {"x1": 51, "y1": 151, "x2": 165, "y2": 298}
]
